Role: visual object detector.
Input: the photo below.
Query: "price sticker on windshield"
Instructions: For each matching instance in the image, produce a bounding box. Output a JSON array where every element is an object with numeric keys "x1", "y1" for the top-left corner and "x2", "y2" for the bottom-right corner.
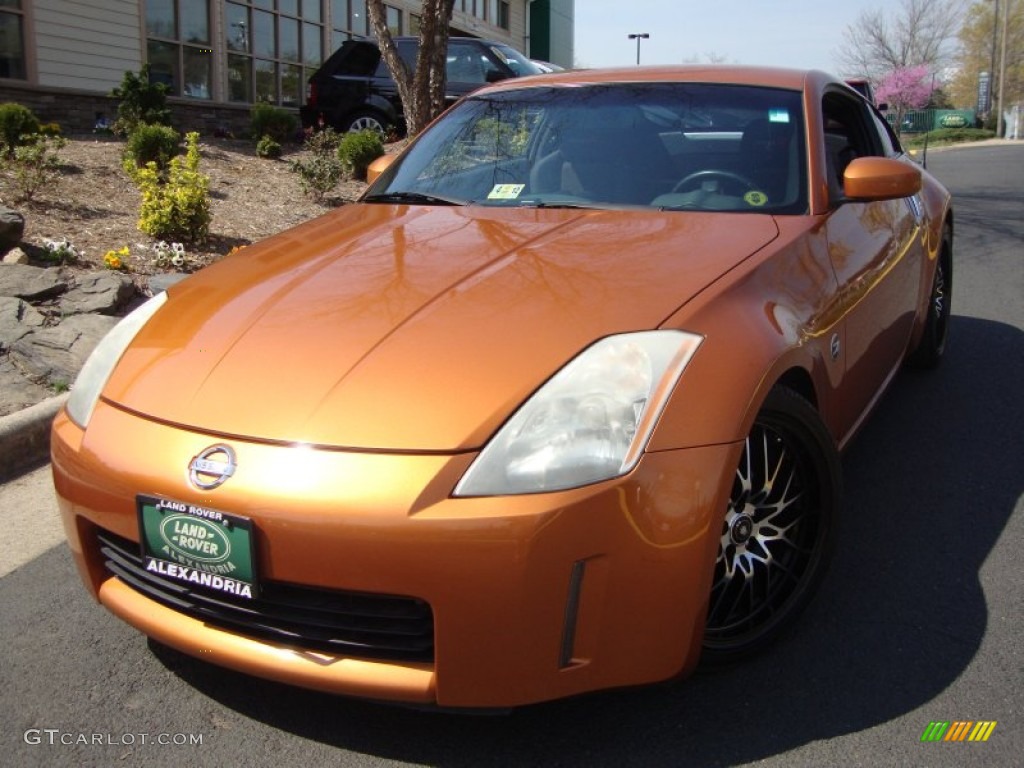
[{"x1": 487, "y1": 184, "x2": 525, "y2": 200}]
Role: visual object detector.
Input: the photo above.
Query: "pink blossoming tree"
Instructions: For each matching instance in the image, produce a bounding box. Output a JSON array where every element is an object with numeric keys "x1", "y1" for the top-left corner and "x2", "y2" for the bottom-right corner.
[{"x1": 876, "y1": 65, "x2": 934, "y2": 134}]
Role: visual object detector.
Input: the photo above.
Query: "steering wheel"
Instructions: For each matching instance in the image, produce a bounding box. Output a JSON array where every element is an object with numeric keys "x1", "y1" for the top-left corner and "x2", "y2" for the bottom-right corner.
[{"x1": 673, "y1": 169, "x2": 760, "y2": 194}]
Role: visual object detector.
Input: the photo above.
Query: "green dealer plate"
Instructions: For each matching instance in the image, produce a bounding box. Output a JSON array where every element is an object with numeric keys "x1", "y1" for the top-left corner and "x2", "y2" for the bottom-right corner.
[{"x1": 137, "y1": 495, "x2": 258, "y2": 599}]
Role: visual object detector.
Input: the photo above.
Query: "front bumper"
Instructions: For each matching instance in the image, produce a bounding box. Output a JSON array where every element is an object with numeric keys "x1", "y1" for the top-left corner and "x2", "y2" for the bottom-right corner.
[{"x1": 52, "y1": 400, "x2": 739, "y2": 708}]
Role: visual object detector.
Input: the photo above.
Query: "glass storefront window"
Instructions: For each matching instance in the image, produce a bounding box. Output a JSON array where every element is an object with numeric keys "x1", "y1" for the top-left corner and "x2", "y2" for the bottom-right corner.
[
  {"x1": 282, "y1": 63, "x2": 302, "y2": 108},
  {"x1": 303, "y1": 21, "x2": 322, "y2": 67},
  {"x1": 226, "y1": 2, "x2": 249, "y2": 53},
  {"x1": 147, "y1": 40, "x2": 178, "y2": 92},
  {"x1": 183, "y1": 45, "x2": 212, "y2": 98},
  {"x1": 280, "y1": 17, "x2": 300, "y2": 62},
  {"x1": 146, "y1": 0, "x2": 175, "y2": 38},
  {"x1": 181, "y1": 0, "x2": 209, "y2": 43},
  {"x1": 253, "y1": 10, "x2": 275, "y2": 58},
  {"x1": 386, "y1": 5, "x2": 401, "y2": 35},
  {"x1": 227, "y1": 53, "x2": 251, "y2": 102},
  {"x1": 0, "y1": 10, "x2": 25, "y2": 80},
  {"x1": 218, "y1": 0, "x2": 324, "y2": 106},
  {"x1": 254, "y1": 59, "x2": 277, "y2": 103},
  {"x1": 351, "y1": 0, "x2": 367, "y2": 36}
]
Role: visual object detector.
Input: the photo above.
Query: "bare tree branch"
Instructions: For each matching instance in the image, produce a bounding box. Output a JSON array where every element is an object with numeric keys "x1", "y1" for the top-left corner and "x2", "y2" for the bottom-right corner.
[
  {"x1": 837, "y1": 0, "x2": 965, "y2": 80},
  {"x1": 367, "y1": 0, "x2": 456, "y2": 137}
]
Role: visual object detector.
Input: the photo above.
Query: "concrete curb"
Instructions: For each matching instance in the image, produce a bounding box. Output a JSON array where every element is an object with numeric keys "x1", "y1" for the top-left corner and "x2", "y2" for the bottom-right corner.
[{"x1": 0, "y1": 394, "x2": 67, "y2": 481}]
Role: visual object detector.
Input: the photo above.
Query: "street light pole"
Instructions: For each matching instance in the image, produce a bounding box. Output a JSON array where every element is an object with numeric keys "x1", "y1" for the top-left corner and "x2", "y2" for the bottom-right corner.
[
  {"x1": 997, "y1": 0, "x2": 1011, "y2": 137},
  {"x1": 628, "y1": 33, "x2": 649, "y2": 66}
]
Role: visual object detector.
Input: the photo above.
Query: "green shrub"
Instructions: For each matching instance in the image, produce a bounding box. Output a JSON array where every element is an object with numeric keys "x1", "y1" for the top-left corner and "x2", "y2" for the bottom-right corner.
[
  {"x1": 256, "y1": 134, "x2": 282, "y2": 159},
  {"x1": 337, "y1": 129, "x2": 384, "y2": 181},
  {"x1": 905, "y1": 127, "x2": 996, "y2": 148},
  {"x1": 123, "y1": 123, "x2": 181, "y2": 178},
  {"x1": 134, "y1": 132, "x2": 211, "y2": 242},
  {"x1": 0, "y1": 135, "x2": 66, "y2": 202},
  {"x1": 38, "y1": 122, "x2": 62, "y2": 137},
  {"x1": 111, "y1": 64, "x2": 172, "y2": 135},
  {"x1": 291, "y1": 128, "x2": 344, "y2": 202},
  {"x1": 250, "y1": 103, "x2": 297, "y2": 143},
  {"x1": 0, "y1": 102, "x2": 40, "y2": 156}
]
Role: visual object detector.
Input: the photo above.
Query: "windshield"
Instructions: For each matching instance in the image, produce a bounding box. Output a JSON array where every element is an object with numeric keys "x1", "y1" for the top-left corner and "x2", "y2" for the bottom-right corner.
[
  {"x1": 489, "y1": 44, "x2": 543, "y2": 77},
  {"x1": 370, "y1": 83, "x2": 808, "y2": 214}
]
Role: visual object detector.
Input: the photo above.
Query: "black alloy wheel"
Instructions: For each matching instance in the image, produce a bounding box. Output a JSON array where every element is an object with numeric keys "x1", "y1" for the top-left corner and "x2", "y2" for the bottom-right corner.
[
  {"x1": 907, "y1": 225, "x2": 953, "y2": 369},
  {"x1": 702, "y1": 387, "x2": 840, "y2": 662}
]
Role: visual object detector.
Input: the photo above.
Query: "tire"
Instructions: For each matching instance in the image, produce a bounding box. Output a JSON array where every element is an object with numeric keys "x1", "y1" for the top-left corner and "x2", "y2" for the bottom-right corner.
[
  {"x1": 342, "y1": 110, "x2": 388, "y2": 135},
  {"x1": 702, "y1": 387, "x2": 840, "y2": 662},
  {"x1": 906, "y1": 225, "x2": 952, "y2": 369}
]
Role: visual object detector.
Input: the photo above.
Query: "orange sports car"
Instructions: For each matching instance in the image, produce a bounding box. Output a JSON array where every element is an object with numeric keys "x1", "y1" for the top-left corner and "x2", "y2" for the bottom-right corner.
[{"x1": 52, "y1": 66, "x2": 952, "y2": 709}]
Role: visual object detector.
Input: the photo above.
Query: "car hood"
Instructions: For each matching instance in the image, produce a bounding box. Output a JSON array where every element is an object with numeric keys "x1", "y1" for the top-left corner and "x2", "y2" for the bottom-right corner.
[{"x1": 104, "y1": 205, "x2": 778, "y2": 451}]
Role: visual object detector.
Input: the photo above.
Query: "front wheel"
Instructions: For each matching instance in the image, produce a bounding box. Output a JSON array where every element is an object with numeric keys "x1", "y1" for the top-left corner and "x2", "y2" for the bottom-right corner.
[{"x1": 702, "y1": 387, "x2": 840, "y2": 662}]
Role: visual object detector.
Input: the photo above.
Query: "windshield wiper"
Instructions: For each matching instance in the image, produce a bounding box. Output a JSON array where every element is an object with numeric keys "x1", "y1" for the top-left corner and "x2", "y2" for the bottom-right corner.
[
  {"x1": 515, "y1": 199, "x2": 608, "y2": 210},
  {"x1": 363, "y1": 191, "x2": 467, "y2": 206}
]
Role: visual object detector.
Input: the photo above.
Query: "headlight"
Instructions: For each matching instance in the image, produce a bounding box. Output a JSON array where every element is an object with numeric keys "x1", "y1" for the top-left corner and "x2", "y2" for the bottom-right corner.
[
  {"x1": 454, "y1": 331, "x2": 703, "y2": 496},
  {"x1": 66, "y1": 292, "x2": 168, "y2": 428}
]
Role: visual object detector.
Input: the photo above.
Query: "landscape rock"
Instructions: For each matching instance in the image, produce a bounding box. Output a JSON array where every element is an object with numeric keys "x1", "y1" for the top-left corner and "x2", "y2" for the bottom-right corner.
[
  {"x1": 0, "y1": 206, "x2": 25, "y2": 254},
  {"x1": 0, "y1": 297, "x2": 46, "y2": 350},
  {"x1": 10, "y1": 314, "x2": 118, "y2": 386},
  {"x1": 59, "y1": 272, "x2": 135, "y2": 315},
  {"x1": 0, "y1": 359, "x2": 52, "y2": 418},
  {"x1": 0, "y1": 263, "x2": 68, "y2": 301},
  {"x1": 2, "y1": 247, "x2": 29, "y2": 265}
]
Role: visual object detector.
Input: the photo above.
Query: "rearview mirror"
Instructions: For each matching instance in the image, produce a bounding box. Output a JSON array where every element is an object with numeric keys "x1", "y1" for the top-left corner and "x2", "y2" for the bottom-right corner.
[{"x1": 843, "y1": 157, "x2": 922, "y2": 201}]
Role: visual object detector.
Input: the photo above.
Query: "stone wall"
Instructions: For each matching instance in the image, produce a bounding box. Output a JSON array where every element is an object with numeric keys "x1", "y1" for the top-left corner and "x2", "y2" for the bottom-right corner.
[{"x1": 0, "y1": 82, "x2": 291, "y2": 138}]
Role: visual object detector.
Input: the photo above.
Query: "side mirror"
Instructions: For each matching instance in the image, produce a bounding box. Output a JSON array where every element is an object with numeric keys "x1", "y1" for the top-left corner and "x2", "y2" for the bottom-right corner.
[
  {"x1": 366, "y1": 154, "x2": 397, "y2": 185},
  {"x1": 843, "y1": 157, "x2": 922, "y2": 201}
]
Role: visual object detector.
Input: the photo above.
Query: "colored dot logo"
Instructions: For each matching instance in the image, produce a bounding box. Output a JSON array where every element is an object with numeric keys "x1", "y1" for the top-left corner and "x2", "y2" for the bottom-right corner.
[{"x1": 921, "y1": 721, "x2": 997, "y2": 742}]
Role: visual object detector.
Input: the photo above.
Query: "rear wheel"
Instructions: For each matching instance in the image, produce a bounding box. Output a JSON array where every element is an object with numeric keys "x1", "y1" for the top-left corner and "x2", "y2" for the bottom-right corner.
[
  {"x1": 907, "y1": 225, "x2": 953, "y2": 369},
  {"x1": 702, "y1": 387, "x2": 840, "y2": 662},
  {"x1": 343, "y1": 110, "x2": 388, "y2": 135}
]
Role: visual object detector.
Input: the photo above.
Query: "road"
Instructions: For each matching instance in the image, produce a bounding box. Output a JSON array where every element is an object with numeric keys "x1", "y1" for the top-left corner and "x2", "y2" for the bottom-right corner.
[{"x1": 1, "y1": 143, "x2": 1021, "y2": 768}]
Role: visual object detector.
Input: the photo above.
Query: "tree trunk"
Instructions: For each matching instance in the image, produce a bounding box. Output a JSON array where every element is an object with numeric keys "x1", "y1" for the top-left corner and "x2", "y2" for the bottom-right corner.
[{"x1": 367, "y1": 0, "x2": 456, "y2": 138}]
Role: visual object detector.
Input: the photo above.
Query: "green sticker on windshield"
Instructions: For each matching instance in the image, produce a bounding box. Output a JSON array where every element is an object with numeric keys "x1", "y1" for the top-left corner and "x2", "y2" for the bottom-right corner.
[
  {"x1": 488, "y1": 184, "x2": 525, "y2": 200},
  {"x1": 744, "y1": 190, "x2": 768, "y2": 207}
]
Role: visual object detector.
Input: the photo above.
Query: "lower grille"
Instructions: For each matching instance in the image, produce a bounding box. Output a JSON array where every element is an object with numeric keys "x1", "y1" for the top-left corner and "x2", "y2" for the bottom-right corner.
[{"x1": 97, "y1": 529, "x2": 434, "y2": 663}]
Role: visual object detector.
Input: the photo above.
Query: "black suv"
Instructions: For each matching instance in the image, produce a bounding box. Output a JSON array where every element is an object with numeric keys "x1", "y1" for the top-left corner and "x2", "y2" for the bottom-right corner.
[{"x1": 301, "y1": 37, "x2": 542, "y2": 134}]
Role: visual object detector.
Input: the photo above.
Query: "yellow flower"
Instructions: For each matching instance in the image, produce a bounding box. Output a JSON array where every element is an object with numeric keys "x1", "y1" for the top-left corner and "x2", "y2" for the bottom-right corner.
[{"x1": 103, "y1": 247, "x2": 129, "y2": 270}]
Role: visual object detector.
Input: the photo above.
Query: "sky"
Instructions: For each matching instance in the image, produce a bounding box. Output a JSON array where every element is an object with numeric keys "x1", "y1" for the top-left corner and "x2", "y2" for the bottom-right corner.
[{"x1": 573, "y1": 0, "x2": 885, "y2": 75}]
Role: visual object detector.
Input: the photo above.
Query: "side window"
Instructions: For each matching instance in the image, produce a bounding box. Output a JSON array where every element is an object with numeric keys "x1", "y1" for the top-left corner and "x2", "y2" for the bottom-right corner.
[
  {"x1": 373, "y1": 41, "x2": 416, "y2": 78},
  {"x1": 822, "y1": 91, "x2": 882, "y2": 197},
  {"x1": 869, "y1": 107, "x2": 903, "y2": 157},
  {"x1": 446, "y1": 43, "x2": 486, "y2": 84}
]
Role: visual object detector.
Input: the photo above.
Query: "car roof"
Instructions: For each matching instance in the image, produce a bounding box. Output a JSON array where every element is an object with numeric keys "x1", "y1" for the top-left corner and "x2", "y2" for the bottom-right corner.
[
  {"x1": 479, "y1": 65, "x2": 831, "y2": 93},
  {"x1": 348, "y1": 35, "x2": 509, "y2": 46}
]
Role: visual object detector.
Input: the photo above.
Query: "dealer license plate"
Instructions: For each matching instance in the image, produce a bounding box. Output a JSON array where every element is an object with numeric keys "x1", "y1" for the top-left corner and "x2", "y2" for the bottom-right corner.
[{"x1": 137, "y1": 495, "x2": 258, "y2": 599}]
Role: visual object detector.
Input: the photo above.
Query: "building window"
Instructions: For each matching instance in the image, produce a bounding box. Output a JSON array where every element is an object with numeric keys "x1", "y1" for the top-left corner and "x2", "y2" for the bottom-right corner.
[
  {"x1": 331, "y1": 0, "x2": 368, "y2": 50},
  {"x1": 225, "y1": 0, "x2": 324, "y2": 106},
  {"x1": 0, "y1": 0, "x2": 25, "y2": 80},
  {"x1": 146, "y1": 1, "x2": 212, "y2": 99},
  {"x1": 385, "y1": 5, "x2": 401, "y2": 36}
]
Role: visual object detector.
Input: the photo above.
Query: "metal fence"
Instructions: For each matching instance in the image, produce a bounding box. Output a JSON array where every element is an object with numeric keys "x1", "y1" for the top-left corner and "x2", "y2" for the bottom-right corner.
[{"x1": 886, "y1": 109, "x2": 978, "y2": 134}]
